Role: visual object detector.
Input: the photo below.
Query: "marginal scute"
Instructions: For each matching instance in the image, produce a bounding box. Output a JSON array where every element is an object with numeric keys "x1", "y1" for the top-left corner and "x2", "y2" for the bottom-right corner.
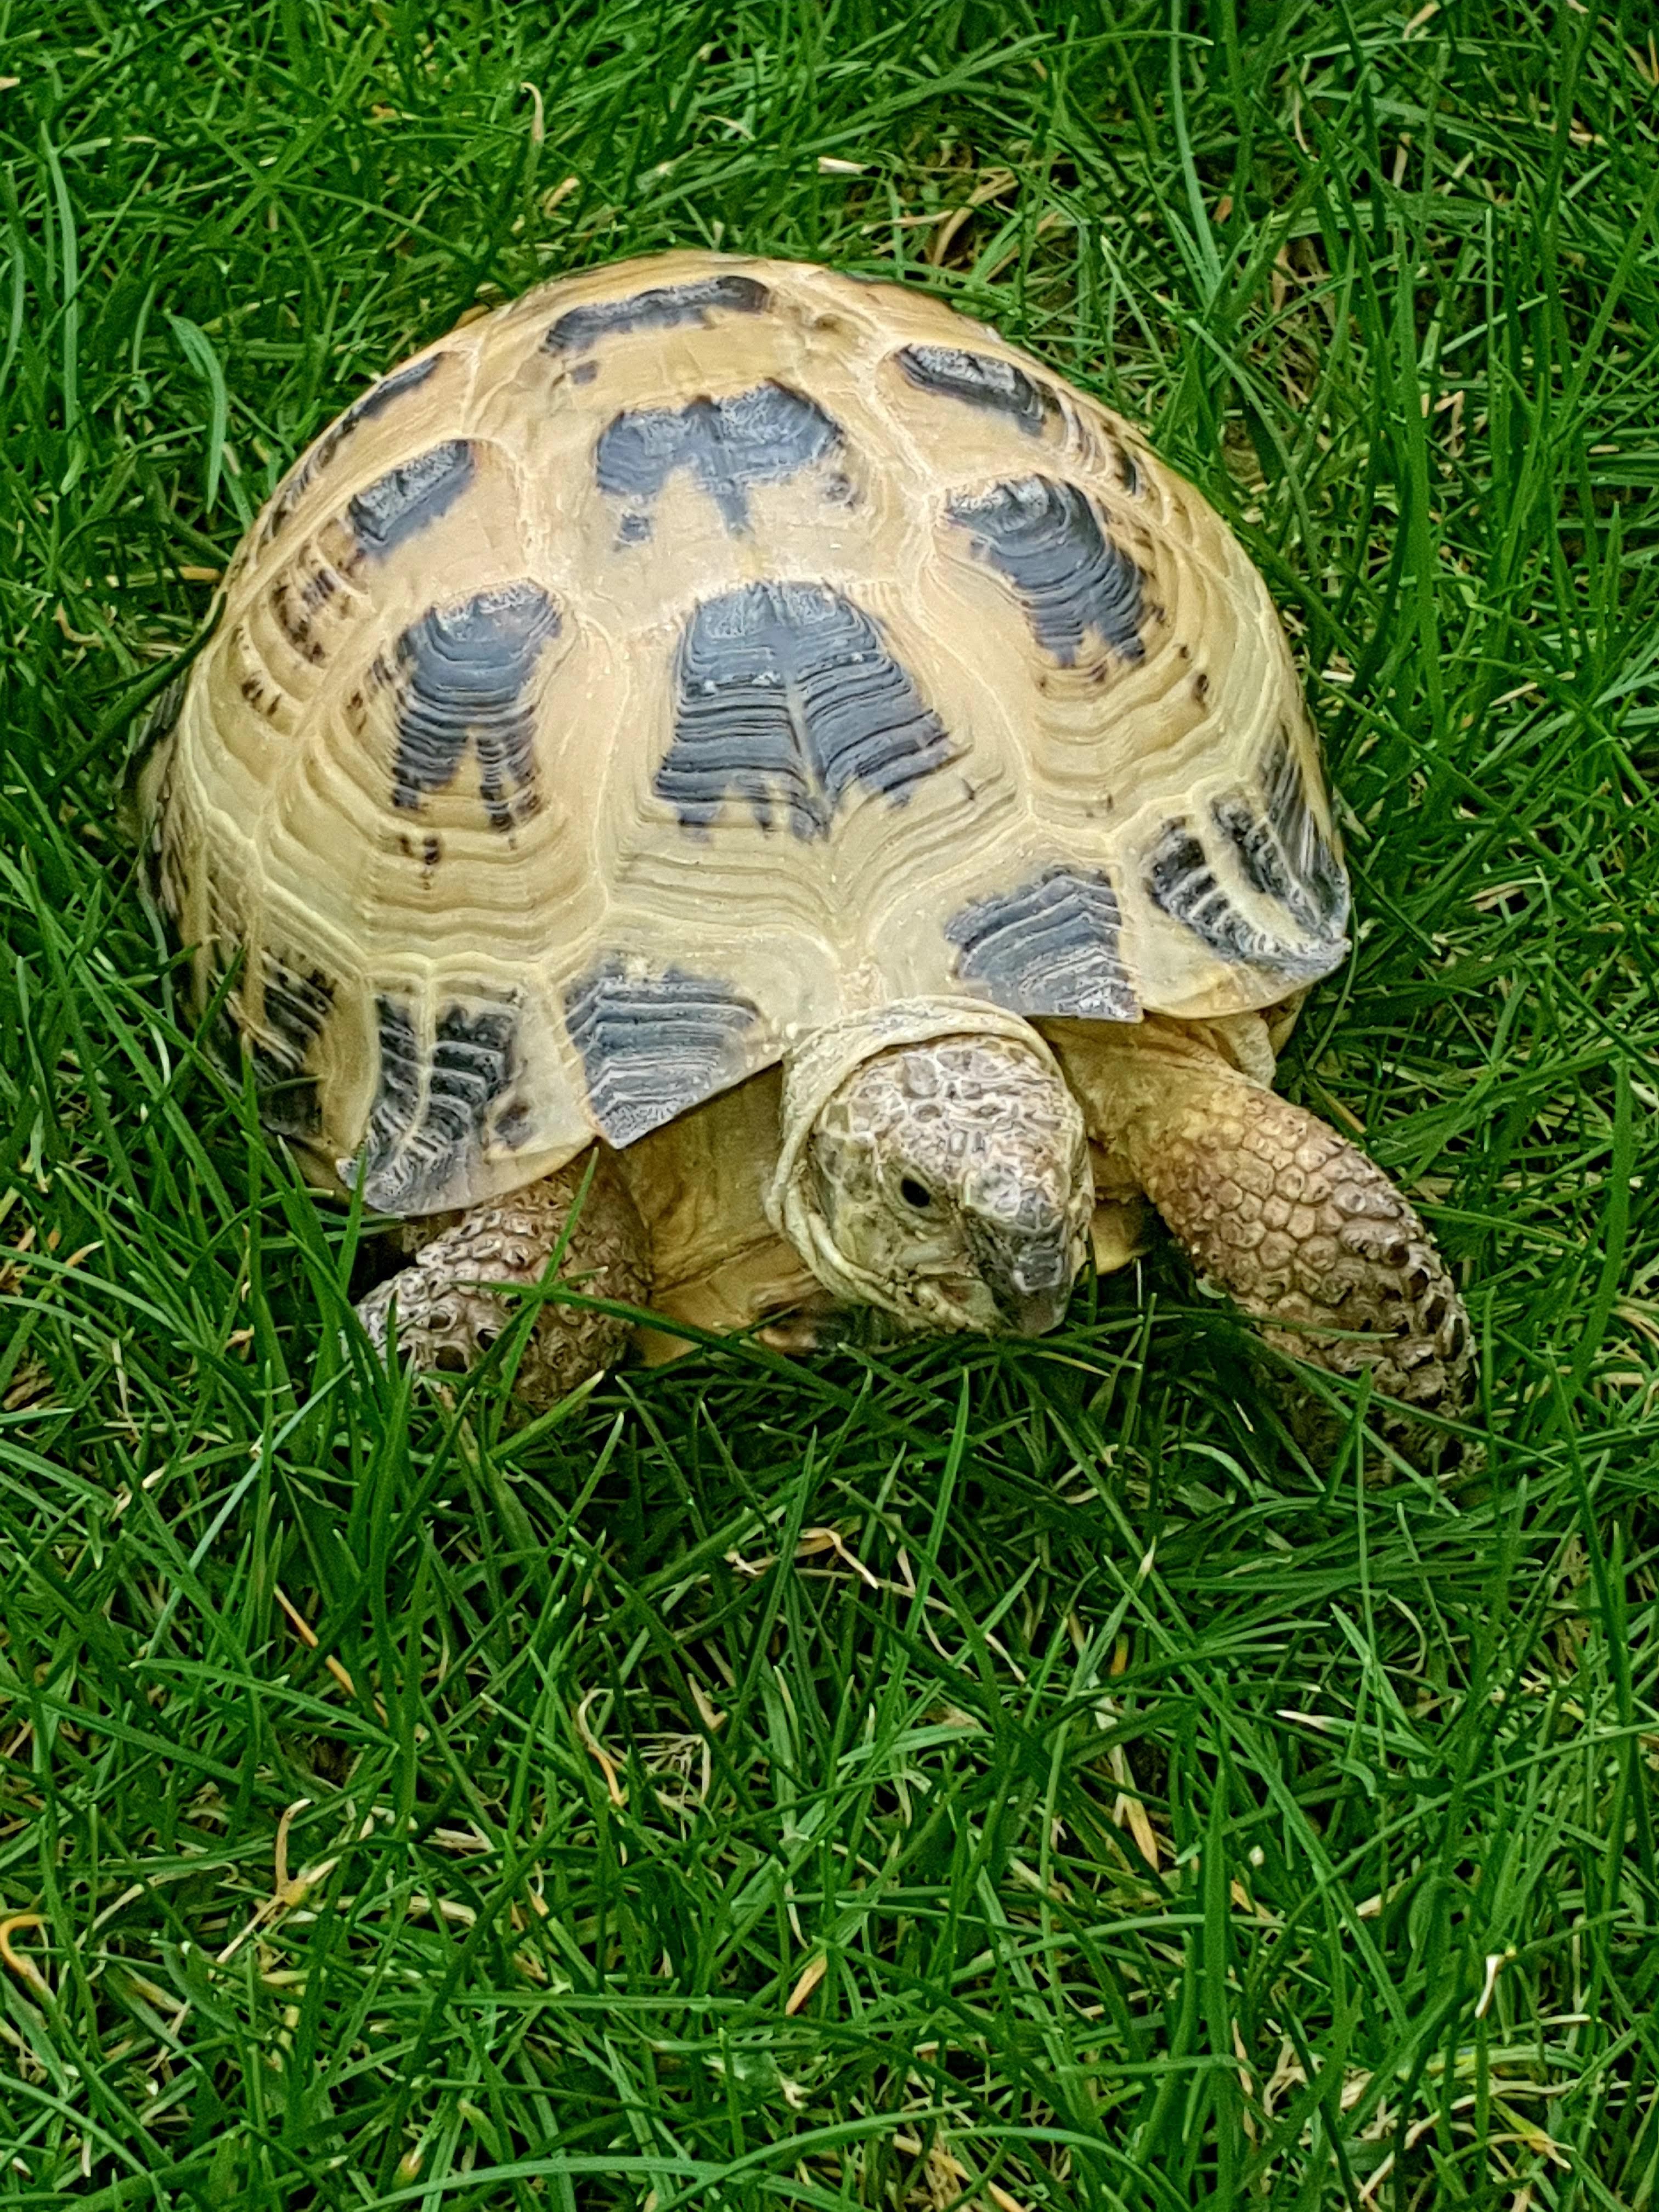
[
  {"x1": 356, "y1": 997, "x2": 423, "y2": 1201},
  {"x1": 894, "y1": 345, "x2": 1057, "y2": 436},
  {"x1": 391, "y1": 581, "x2": 560, "y2": 829},
  {"x1": 566, "y1": 958, "x2": 765, "y2": 1147},
  {"x1": 543, "y1": 272, "x2": 769, "y2": 355},
  {"x1": 1145, "y1": 820, "x2": 1342, "y2": 982},
  {"x1": 267, "y1": 572, "x2": 337, "y2": 667},
  {"x1": 347, "y1": 441, "x2": 476, "y2": 562},
  {"x1": 947, "y1": 868, "x2": 1139, "y2": 1021},
  {"x1": 356, "y1": 997, "x2": 522, "y2": 1213},
  {"x1": 595, "y1": 381, "x2": 842, "y2": 533},
  {"x1": 1212, "y1": 731, "x2": 1349, "y2": 939},
  {"x1": 262, "y1": 353, "x2": 444, "y2": 547},
  {"x1": 250, "y1": 955, "x2": 335, "y2": 1137},
  {"x1": 657, "y1": 581, "x2": 953, "y2": 838},
  {"x1": 946, "y1": 476, "x2": 1144, "y2": 665}
]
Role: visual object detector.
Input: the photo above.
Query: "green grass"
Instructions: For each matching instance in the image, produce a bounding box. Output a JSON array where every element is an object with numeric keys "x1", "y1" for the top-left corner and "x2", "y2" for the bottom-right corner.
[{"x1": 2, "y1": 1, "x2": 1657, "y2": 2204}]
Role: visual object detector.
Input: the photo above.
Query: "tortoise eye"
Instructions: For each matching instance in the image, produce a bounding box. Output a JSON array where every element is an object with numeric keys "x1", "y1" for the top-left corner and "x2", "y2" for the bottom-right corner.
[{"x1": 899, "y1": 1176, "x2": 933, "y2": 1209}]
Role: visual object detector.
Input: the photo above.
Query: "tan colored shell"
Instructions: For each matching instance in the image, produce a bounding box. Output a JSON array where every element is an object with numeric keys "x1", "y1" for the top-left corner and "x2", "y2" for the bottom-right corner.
[{"x1": 144, "y1": 250, "x2": 1348, "y2": 1218}]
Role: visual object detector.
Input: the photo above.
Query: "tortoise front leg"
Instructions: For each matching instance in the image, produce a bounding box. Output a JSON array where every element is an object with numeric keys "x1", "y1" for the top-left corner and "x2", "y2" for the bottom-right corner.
[
  {"x1": 1047, "y1": 1022, "x2": 1470, "y2": 1422},
  {"x1": 357, "y1": 1149, "x2": 650, "y2": 1408}
]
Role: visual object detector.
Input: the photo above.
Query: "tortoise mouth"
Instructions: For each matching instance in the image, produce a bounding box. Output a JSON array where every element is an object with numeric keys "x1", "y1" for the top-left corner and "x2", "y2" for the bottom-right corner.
[{"x1": 962, "y1": 1214, "x2": 1079, "y2": 1336}]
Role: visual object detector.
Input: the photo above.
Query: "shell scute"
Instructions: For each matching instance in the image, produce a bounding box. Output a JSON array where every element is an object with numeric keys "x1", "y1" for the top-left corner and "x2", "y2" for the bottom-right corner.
[
  {"x1": 947, "y1": 868, "x2": 1138, "y2": 1022},
  {"x1": 657, "y1": 580, "x2": 954, "y2": 839},
  {"x1": 390, "y1": 581, "x2": 562, "y2": 830},
  {"x1": 595, "y1": 381, "x2": 843, "y2": 535},
  {"x1": 354, "y1": 995, "x2": 523, "y2": 1214},
  {"x1": 946, "y1": 476, "x2": 1145, "y2": 667},
  {"x1": 565, "y1": 957, "x2": 769, "y2": 1147},
  {"x1": 542, "y1": 270, "x2": 770, "y2": 356}
]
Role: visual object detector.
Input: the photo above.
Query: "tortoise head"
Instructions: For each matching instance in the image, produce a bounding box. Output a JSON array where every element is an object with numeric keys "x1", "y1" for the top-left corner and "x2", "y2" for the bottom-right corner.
[{"x1": 769, "y1": 1003, "x2": 1093, "y2": 1336}]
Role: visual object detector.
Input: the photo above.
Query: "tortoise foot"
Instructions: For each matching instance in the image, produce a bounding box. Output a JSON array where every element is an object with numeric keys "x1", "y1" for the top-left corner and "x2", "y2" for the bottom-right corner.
[{"x1": 357, "y1": 1151, "x2": 650, "y2": 1409}]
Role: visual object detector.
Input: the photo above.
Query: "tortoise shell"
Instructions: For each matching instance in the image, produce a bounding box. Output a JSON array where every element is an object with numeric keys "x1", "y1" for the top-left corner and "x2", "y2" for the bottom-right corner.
[{"x1": 144, "y1": 250, "x2": 1350, "y2": 1217}]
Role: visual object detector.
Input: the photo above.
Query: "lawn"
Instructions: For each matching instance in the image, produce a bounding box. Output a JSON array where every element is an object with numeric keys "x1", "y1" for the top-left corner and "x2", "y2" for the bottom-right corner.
[{"x1": 2, "y1": 1, "x2": 1657, "y2": 2205}]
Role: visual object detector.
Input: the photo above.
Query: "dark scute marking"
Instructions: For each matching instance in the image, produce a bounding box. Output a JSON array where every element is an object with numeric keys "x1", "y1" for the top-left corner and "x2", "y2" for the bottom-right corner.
[
  {"x1": 250, "y1": 956, "x2": 334, "y2": 1137},
  {"x1": 391, "y1": 581, "x2": 560, "y2": 830},
  {"x1": 347, "y1": 353, "x2": 442, "y2": 428},
  {"x1": 595, "y1": 381, "x2": 842, "y2": 532},
  {"x1": 357, "y1": 997, "x2": 423, "y2": 1201},
  {"x1": 1146, "y1": 819, "x2": 1340, "y2": 978},
  {"x1": 495, "y1": 1096, "x2": 534, "y2": 1149},
  {"x1": 261, "y1": 353, "x2": 444, "y2": 546},
  {"x1": 946, "y1": 476, "x2": 1144, "y2": 665},
  {"x1": 947, "y1": 868, "x2": 1138, "y2": 1021},
  {"x1": 135, "y1": 671, "x2": 187, "y2": 757},
  {"x1": 347, "y1": 440, "x2": 475, "y2": 561},
  {"x1": 658, "y1": 582, "x2": 953, "y2": 839},
  {"x1": 267, "y1": 552, "x2": 346, "y2": 663},
  {"x1": 1116, "y1": 445, "x2": 1141, "y2": 496},
  {"x1": 895, "y1": 345, "x2": 1056, "y2": 436},
  {"x1": 1212, "y1": 730, "x2": 1350, "y2": 937},
  {"x1": 543, "y1": 273, "x2": 769, "y2": 356},
  {"x1": 566, "y1": 959, "x2": 762, "y2": 1147},
  {"x1": 359, "y1": 998, "x2": 521, "y2": 1212}
]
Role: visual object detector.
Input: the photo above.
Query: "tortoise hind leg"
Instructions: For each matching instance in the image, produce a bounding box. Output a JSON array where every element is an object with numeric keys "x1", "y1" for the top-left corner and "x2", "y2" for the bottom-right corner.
[{"x1": 358, "y1": 1149, "x2": 651, "y2": 1408}]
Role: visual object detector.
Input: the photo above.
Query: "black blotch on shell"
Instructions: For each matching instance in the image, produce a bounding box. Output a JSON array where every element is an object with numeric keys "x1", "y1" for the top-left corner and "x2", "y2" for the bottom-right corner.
[
  {"x1": 566, "y1": 958, "x2": 763, "y2": 1147},
  {"x1": 657, "y1": 580, "x2": 954, "y2": 838},
  {"x1": 946, "y1": 476, "x2": 1145, "y2": 665},
  {"x1": 250, "y1": 955, "x2": 335, "y2": 1138},
  {"x1": 947, "y1": 868, "x2": 1138, "y2": 1021},
  {"x1": 1146, "y1": 818, "x2": 1342, "y2": 980},
  {"x1": 543, "y1": 273, "x2": 769, "y2": 355},
  {"x1": 347, "y1": 441, "x2": 476, "y2": 562},
  {"x1": 390, "y1": 580, "x2": 560, "y2": 831},
  {"x1": 266, "y1": 549, "x2": 349, "y2": 664},
  {"x1": 1210, "y1": 730, "x2": 1349, "y2": 938},
  {"x1": 894, "y1": 345, "x2": 1059, "y2": 437},
  {"x1": 261, "y1": 353, "x2": 444, "y2": 548},
  {"x1": 357, "y1": 997, "x2": 522, "y2": 1214},
  {"x1": 595, "y1": 381, "x2": 842, "y2": 534}
]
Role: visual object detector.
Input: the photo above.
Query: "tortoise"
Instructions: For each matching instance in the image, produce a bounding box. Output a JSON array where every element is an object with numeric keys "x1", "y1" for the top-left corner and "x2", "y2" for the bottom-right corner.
[{"x1": 139, "y1": 249, "x2": 1470, "y2": 1422}]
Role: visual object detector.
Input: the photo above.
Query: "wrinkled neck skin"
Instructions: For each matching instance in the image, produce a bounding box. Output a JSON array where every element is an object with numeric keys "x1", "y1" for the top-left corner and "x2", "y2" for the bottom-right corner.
[{"x1": 768, "y1": 999, "x2": 1094, "y2": 1336}]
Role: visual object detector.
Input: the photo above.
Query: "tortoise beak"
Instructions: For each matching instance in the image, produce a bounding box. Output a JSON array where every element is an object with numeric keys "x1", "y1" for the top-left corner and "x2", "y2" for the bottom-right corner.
[{"x1": 963, "y1": 1208, "x2": 1078, "y2": 1336}]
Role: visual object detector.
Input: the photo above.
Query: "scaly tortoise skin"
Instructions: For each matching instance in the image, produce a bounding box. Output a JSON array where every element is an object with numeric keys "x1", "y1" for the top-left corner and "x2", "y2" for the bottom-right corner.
[{"x1": 141, "y1": 250, "x2": 1469, "y2": 1427}]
